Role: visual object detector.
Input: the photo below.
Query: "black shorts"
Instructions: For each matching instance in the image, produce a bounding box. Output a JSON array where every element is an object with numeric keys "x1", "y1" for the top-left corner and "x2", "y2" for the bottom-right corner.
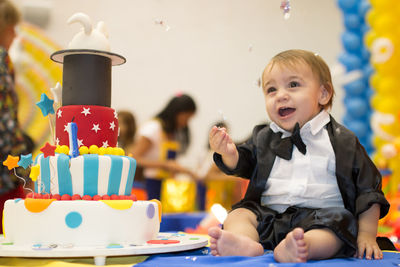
[{"x1": 231, "y1": 200, "x2": 357, "y2": 258}]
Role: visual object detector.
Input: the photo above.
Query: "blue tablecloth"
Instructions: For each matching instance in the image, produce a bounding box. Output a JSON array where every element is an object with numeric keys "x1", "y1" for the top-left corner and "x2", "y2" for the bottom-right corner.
[{"x1": 137, "y1": 248, "x2": 400, "y2": 267}]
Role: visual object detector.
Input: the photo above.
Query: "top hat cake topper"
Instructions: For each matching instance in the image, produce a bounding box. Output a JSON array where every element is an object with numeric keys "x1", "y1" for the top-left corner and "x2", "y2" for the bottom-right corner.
[
  {"x1": 50, "y1": 12, "x2": 126, "y2": 107},
  {"x1": 51, "y1": 13, "x2": 125, "y2": 66}
]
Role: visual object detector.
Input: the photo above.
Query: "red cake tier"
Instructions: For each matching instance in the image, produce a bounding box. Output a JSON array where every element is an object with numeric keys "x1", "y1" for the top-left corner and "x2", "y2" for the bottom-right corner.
[{"x1": 55, "y1": 105, "x2": 119, "y2": 148}]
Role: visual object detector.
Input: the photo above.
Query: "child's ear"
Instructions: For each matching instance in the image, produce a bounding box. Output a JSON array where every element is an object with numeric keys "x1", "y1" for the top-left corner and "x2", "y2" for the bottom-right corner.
[{"x1": 319, "y1": 85, "x2": 331, "y2": 105}]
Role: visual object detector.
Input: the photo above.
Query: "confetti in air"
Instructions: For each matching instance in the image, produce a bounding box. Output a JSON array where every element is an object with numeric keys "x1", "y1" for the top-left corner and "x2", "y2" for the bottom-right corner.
[
  {"x1": 217, "y1": 109, "x2": 227, "y2": 122},
  {"x1": 154, "y1": 18, "x2": 171, "y2": 31},
  {"x1": 280, "y1": 0, "x2": 291, "y2": 20},
  {"x1": 248, "y1": 44, "x2": 253, "y2": 52}
]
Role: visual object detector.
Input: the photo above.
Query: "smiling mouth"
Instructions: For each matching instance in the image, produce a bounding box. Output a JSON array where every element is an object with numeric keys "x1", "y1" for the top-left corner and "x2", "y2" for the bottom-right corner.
[{"x1": 278, "y1": 107, "x2": 295, "y2": 117}]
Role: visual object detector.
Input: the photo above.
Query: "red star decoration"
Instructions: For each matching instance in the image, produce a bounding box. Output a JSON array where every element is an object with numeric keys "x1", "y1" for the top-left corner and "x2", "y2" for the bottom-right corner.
[
  {"x1": 40, "y1": 142, "x2": 57, "y2": 158},
  {"x1": 3, "y1": 155, "x2": 20, "y2": 170}
]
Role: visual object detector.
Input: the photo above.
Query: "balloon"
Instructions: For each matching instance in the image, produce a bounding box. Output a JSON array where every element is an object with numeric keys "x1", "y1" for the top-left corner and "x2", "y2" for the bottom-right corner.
[
  {"x1": 371, "y1": 37, "x2": 394, "y2": 63},
  {"x1": 366, "y1": 87, "x2": 375, "y2": 100},
  {"x1": 337, "y1": 0, "x2": 359, "y2": 12},
  {"x1": 377, "y1": 76, "x2": 399, "y2": 95},
  {"x1": 360, "y1": 45, "x2": 370, "y2": 62},
  {"x1": 365, "y1": 9, "x2": 377, "y2": 28},
  {"x1": 364, "y1": 29, "x2": 377, "y2": 48},
  {"x1": 371, "y1": 95, "x2": 399, "y2": 114},
  {"x1": 362, "y1": 64, "x2": 374, "y2": 79},
  {"x1": 358, "y1": 0, "x2": 371, "y2": 18},
  {"x1": 381, "y1": 144, "x2": 397, "y2": 159},
  {"x1": 338, "y1": 52, "x2": 362, "y2": 71},
  {"x1": 346, "y1": 120, "x2": 368, "y2": 138},
  {"x1": 343, "y1": 79, "x2": 366, "y2": 96},
  {"x1": 369, "y1": 0, "x2": 397, "y2": 11},
  {"x1": 342, "y1": 31, "x2": 362, "y2": 52},
  {"x1": 344, "y1": 14, "x2": 361, "y2": 31},
  {"x1": 345, "y1": 98, "x2": 369, "y2": 118},
  {"x1": 360, "y1": 23, "x2": 370, "y2": 36},
  {"x1": 374, "y1": 16, "x2": 397, "y2": 35},
  {"x1": 369, "y1": 73, "x2": 381, "y2": 90}
]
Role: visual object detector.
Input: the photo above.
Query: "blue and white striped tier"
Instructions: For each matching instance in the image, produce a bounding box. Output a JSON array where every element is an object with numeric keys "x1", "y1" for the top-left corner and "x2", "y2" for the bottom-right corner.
[{"x1": 34, "y1": 154, "x2": 136, "y2": 196}]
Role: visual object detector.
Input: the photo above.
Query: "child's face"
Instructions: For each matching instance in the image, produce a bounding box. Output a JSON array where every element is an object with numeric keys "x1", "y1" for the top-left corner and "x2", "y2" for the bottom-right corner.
[
  {"x1": 262, "y1": 61, "x2": 330, "y2": 132},
  {"x1": 175, "y1": 111, "x2": 195, "y2": 130}
]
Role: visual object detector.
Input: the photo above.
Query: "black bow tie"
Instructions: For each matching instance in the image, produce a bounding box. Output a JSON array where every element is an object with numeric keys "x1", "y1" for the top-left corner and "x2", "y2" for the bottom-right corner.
[{"x1": 270, "y1": 123, "x2": 307, "y2": 160}]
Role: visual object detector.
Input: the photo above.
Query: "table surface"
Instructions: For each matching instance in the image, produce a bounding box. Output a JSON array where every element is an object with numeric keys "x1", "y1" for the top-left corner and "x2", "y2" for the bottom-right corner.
[{"x1": 0, "y1": 232, "x2": 209, "y2": 266}]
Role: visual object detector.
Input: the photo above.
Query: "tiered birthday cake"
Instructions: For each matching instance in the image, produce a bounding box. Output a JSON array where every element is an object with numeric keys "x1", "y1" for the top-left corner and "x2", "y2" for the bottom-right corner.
[{"x1": 2, "y1": 13, "x2": 160, "y2": 247}]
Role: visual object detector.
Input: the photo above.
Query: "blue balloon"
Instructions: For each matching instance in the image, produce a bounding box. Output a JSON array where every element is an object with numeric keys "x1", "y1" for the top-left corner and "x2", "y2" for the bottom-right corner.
[
  {"x1": 362, "y1": 140, "x2": 373, "y2": 155},
  {"x1": 363, "y1": 64, "x2": 374, "y2": 80},
  {"x1": 337, "y1": 0, "x2": 358, "y2": 12},
  {"x1": 343, "y1": 79, "x2": 366, "y2": 96},
  {"x1": 345, "y1": 120, "x2": 368, "y2": 138},
  {"x1": 338, "y1": 52, "x2": 362, "y2": 71},
  {"x1": 366, "y1": 87, "x2": 375, "y2": 99},
  {"x1": 358, "y1": 0, "x2": 371, "y2": 18},
  {"x1": 360, "y1": 45, "x2": 370, "y2": 63},
  {"x1": 341, "y1": 31, "x2": 362, "y2": 52},
  {"x1": 344, "y1": 14, "x2": 361, "y2": 30},
  {"x1": 345, "y1": 98, "x2": 368, "y2": 118},
  {"x1": 360, "y1": 22, "x2": 370, "y2": 36}
]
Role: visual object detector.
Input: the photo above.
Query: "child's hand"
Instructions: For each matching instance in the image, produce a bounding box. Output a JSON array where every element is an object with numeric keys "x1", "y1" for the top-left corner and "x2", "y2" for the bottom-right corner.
[
  {"x1": 356, "y1": 231, "x2": 383, "y2": 260},
  {"x1": 209, "y1": 126, "x2": 236, "y2": 157},
  {"x1": 209, "y1": 126, "x2": 238, "y2": 169}
]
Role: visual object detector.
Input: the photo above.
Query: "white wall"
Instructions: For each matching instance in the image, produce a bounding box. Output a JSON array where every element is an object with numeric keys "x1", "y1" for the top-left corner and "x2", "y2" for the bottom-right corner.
[{"x1": 14, "y1": 0, "x2": 344, "y2": 167}]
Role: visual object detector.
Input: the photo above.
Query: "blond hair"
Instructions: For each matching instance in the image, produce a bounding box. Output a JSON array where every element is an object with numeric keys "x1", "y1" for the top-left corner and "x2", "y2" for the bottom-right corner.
[
  {"x1": 263, "y1": 49, "x2": 335, "y2": 110},
  {"x1": 0, "y1": 0, "x2": 20, "y2": 35}
]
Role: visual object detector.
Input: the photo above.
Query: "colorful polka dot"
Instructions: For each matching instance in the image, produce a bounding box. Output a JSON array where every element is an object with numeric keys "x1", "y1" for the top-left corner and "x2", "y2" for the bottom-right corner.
[
  {"x1": 65, "y1": 211, "x2": 82, "y2": 229},
  {"x1": 147, "y1": 239, "x2": 180, "y2": 244},
  {"x1": 106, "y1": 243, "x2": 123, "y2": 248},
  {"x1": 146, "y1": 204, "x2": 155, "y2": 219}
]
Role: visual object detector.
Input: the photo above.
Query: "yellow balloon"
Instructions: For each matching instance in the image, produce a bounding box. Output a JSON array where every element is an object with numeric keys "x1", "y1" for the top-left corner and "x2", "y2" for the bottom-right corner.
[
  {"x1": 370, "y1": 0, "x2": 396, "y2": 12},
  {"x1": 378, "y1": 76, "x2": 400, "y2": 94},
  {"x1": 366, "y1": 9, "x2": 378, "y2": 28},
  {"x1": 374, "y1": 15, "x2": 397, "y2": 36},
  {"x1": 364, "y1": 30, "x2": 377, "y2": 48},
  {"x1": 369, "y1": 73, "x2": 381, "y2": 90},
  {"x1": 393, "y1": 138, "x2": 400, "y2": 152},
  {"x1": 371, "y1": 95, "x2": 399, "y2": 113},
  {"x1": 373, "y1": 153, "x2": 387, "y2": 169}
]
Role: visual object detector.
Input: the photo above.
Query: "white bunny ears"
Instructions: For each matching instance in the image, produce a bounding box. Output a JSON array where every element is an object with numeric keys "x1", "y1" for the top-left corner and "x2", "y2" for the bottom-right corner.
[{"x1": 51, "y1": 12, "x2": 125, "y2": 66}]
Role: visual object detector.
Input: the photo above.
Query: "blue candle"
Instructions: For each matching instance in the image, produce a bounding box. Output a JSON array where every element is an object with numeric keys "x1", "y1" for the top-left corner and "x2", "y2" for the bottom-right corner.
[{"x1": 67, "y1": 122, "x2": 79, "y2": 158}]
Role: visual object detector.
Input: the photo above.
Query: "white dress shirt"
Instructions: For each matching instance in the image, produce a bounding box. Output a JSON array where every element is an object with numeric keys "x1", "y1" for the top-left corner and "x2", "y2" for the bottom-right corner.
[{"x1": 261, "y1": 111, "x2": 344, "y2": 213}]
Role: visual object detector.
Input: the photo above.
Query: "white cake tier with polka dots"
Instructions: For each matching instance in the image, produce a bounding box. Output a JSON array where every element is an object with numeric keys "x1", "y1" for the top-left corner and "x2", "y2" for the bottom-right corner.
[{"x1": 3, "y1": 199, "x2": 161, "y2": 247}]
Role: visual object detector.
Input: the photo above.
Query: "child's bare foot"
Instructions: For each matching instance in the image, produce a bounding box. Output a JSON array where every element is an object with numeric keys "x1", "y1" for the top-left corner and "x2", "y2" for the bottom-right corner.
[
  {"x1": 274, "y1": 228, "x2": 308, "y2": 262},
  {"x1": 208, "y1": 226, "x2": 264, "y2": 256}
]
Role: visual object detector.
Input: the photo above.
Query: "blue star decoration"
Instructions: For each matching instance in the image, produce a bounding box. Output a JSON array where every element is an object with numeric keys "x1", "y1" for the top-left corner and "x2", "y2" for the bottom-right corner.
[
  {"x1": 36, "y1": 93, "x2": 55, "y2": 117},
  {"x1": 18, "y1": 154, "x2": 33, "y2": 169}
]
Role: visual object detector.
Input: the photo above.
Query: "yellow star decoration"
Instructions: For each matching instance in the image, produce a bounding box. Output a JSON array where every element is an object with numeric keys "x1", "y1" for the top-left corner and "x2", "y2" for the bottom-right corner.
[
  {"x1": 3, "y1": 155, "x2": 19, "y2": 170},
  {"x1": 29, "y1": 165, "x2": 40, "y2": 182}
]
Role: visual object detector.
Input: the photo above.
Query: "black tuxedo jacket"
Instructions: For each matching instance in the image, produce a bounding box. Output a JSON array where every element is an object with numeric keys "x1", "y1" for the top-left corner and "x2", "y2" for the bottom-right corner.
[{"x1": 214, "y1": 116, "x2": 390, "y2": 218}]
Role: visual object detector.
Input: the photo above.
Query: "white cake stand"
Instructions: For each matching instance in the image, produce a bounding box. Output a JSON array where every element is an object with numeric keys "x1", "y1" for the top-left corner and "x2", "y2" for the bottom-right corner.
[{"x1": 0, "y1": 232, "x2": 209, "y2": 266}]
